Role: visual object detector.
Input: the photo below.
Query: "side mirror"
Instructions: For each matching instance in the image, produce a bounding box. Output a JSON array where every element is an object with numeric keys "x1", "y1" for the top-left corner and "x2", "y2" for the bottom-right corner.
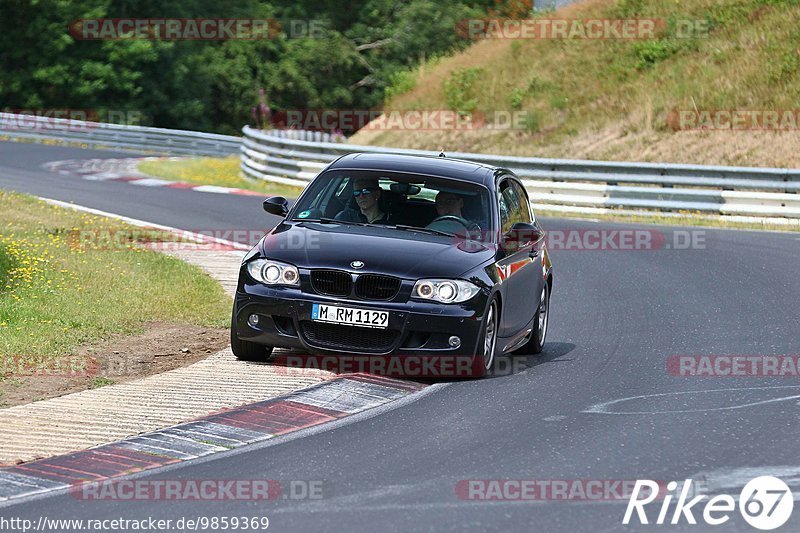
[
  {"x1": 263, "y1": 196, "x2": 289, "y2": 217},
  {"x1": 503, "y1": 222, "x2": 544, "y2": 251}
]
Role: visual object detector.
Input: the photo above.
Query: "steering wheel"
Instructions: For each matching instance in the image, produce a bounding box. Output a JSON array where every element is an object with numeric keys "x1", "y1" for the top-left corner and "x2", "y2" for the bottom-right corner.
[{"x1": 428, "y1": 215, "x2": 470, "y2": 229}]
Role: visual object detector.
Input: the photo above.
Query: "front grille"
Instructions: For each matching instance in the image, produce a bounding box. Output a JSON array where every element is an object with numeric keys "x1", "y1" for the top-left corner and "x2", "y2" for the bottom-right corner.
[
  {"x1": 355, "y1": 274, "x2": 401, "y2": 301},
  {"x1": 310, "y1": 270, "x2": 352, "y2": 296},
  {"x1": 300, "y1": 321, "x2": 400, "y2": 352}
]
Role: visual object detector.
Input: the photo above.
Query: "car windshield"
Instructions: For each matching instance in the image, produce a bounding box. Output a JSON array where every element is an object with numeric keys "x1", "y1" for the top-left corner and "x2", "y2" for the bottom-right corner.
[{"x1": 290, "y1": 170, "x2": 494, "y2": 235}]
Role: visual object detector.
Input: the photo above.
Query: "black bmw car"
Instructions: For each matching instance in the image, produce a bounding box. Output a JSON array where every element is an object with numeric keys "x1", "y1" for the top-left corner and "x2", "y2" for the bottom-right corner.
[{"x1": 231, "y1": 153, "x2": 553, "y2": 377}]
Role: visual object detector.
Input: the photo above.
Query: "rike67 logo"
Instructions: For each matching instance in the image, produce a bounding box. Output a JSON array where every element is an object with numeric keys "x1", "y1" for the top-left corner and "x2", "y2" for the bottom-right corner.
[{"x1": 624, "y1": 476, "x2": 793, "y2": 530}]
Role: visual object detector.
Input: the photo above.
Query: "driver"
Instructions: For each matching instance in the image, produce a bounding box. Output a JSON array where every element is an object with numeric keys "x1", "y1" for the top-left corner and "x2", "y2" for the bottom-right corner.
[
  {"x1": 430, "y1": 191, "x2": 483, "y2": 235},
  {"x1": 435, "y1": 191, "x2": 465, "y2": 218},
  {"x1": 336, "y1": 178, "x2": 389, "y2": 224}
]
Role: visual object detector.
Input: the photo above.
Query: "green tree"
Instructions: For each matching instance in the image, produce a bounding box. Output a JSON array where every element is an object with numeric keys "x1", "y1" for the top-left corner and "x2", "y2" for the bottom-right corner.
[{"x1": 0, "y1": 0, "x2": 494, "y2": 133}]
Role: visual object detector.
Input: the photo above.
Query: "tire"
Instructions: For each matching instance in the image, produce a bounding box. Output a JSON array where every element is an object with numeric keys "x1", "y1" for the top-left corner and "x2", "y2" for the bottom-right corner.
[
  {"x1": 230, "y1": 310, "x2": 274, "y2": 362},
  {"x1": 473, "y1": 298, "x2": 499, "y2": 378},
  {"x1": 514, "y1": 284, "x2": 550, "y2": 355}
]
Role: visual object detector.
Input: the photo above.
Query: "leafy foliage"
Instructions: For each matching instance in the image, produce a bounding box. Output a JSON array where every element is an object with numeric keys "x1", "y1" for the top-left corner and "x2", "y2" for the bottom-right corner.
[
  {"x1": 0, "y1": 0, "x2": 492, "y2": 134},
  {"x1": 444, "y1": 67, "x2": 483, "y2": 113}
]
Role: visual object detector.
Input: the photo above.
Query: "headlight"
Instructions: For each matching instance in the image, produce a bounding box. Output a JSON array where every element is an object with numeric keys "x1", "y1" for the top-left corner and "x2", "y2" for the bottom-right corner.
[
  {"x1": 411, "y1": 279, "x2": 480, "y2": 303},
  {"x1": 247, "y1": 259, "x2": 300, "y2": 286}
]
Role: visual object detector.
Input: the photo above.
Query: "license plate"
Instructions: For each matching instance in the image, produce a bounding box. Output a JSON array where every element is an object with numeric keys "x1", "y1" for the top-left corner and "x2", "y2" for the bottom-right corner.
[{"x1": 311, "y1": 303, "x2": 389, "y2": 329}]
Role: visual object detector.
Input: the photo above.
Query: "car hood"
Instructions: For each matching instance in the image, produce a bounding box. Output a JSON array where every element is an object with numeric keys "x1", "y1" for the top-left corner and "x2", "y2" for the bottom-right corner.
[{"x1": 258, "y1": 222, "x2": 496, "y2": 279}]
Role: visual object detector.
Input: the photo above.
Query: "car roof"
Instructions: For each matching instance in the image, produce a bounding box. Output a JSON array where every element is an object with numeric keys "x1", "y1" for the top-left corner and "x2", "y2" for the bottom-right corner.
[{"x1": 326, "y1": 152, "x2": 503, "y2": 187}]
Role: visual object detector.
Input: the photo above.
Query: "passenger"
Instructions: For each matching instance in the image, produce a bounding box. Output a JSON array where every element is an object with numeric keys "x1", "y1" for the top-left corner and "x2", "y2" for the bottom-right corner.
[{"x1": 336, "y1": 178, "x2": 389, "y2": 224}]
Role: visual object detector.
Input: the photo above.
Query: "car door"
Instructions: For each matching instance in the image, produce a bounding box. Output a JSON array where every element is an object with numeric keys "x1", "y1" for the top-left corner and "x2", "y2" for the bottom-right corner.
[{"x1": 496, "y1": 177, "x2": 545, "y2": 338}]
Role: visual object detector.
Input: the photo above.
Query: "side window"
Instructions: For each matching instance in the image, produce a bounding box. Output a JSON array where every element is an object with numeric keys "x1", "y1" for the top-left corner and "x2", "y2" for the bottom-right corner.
[
  {"x1": 499, "y1": 180, "x2": 522, "y2": 233},
  {"x1": 498, "y1": 194, "x2": 508, "y2": 231},
  {"x1": 510, "y1": 180, "x2": 533, "y2": 223}
]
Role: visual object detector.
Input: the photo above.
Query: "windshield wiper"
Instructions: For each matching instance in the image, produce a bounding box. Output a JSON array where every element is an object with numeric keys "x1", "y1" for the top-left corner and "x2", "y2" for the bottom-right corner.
[
  {"x1": 301, "y1": 219, "x2": 453, "y2": 236},
  {"x1": 392, "y1": 224, "x2": 455, "y2": 237},
  {"x1": 301, "y1": 217, "x2": 369, "y2": 227}
]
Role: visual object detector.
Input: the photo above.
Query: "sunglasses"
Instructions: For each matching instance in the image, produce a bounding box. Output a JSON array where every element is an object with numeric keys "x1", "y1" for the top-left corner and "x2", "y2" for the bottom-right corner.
[{"x1": 353, "y1": 188, "x2": 377, "y2": 197}]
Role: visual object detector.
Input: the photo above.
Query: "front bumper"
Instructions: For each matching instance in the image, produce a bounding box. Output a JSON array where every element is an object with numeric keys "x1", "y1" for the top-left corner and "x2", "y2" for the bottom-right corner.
[{"x1": 233, "y1": 279, "x2": 488, "y2": 358}]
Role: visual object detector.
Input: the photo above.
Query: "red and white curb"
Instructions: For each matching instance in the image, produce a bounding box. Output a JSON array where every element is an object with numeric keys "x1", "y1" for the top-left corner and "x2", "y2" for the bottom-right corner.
[
  {"x1": 43, "y1": 158, "x2": 264, "y2": 197},
  {"x1": 0, "y1": 374, "x2": 426, "y2": 503}
]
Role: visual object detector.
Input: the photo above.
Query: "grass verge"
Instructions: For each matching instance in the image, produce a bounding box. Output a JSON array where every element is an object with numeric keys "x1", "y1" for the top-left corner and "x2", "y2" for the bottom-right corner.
[
  {"x1": 351, "y1": 0, "x2": 800, "y2": 168},
  {"x1": 0, "y1": 189, "x2": 230, "y2": 368},
  {"x1": 138, "y1": 156, "x2": 305, "y2": 198}
]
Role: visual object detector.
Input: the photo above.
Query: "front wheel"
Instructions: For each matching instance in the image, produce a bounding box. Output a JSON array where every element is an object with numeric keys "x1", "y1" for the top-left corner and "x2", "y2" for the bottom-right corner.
[
  {"x1": 230, "y1": 310, "x2": 274, "y2": 362},
  {"x1": 514, "y1": 285, "x2": 549, "y2": 355},
  {"x1": 473, "y1": 298, "x2": 499, "y2": 377}
]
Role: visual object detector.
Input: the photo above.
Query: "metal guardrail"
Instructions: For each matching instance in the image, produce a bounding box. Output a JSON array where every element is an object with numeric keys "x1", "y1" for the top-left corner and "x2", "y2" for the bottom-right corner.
[
  {"x1": 241, "y1": 125, "x2": 800, "y2": 220},
  {"x1": 0, "y1": 111, "x2": 342, "y2": 157},
  {"x1": 3, "y1": 111, "x2": 797, "y2": 220},
  {"x1": 0, "y1": 112, "x2": 241, "y2": 156}
]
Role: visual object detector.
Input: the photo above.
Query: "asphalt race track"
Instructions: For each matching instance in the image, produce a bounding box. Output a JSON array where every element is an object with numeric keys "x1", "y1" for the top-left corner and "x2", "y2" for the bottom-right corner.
[
  {"x1": 2, "y1": 140, "x2": 800, "y2": 532},
  {"x1": 0, "y1": 142, "x2": 278, "y2": 234}
]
